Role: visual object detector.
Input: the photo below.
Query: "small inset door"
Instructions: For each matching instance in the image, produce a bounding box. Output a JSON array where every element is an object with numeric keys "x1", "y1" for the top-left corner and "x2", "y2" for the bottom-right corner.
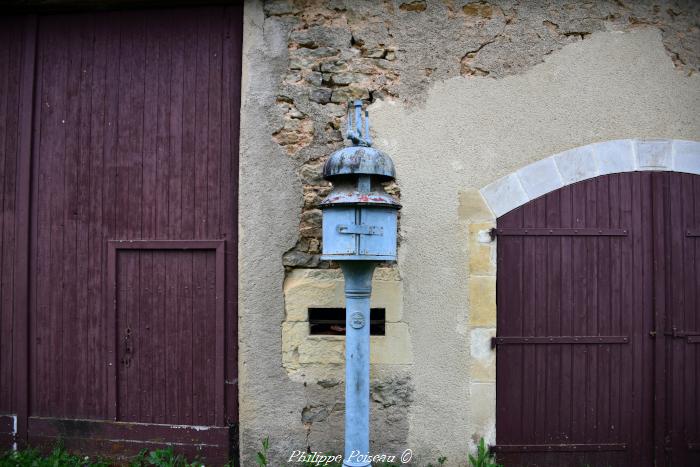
[{"x1": 110, "y1": 241, "x2": 225, "y2": 427}]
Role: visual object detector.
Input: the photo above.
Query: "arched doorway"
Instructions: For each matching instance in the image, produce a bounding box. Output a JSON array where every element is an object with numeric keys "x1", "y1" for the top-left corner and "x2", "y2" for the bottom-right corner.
[{"x1": 492, "y1": 171, "x2": 699, "y2": 466}]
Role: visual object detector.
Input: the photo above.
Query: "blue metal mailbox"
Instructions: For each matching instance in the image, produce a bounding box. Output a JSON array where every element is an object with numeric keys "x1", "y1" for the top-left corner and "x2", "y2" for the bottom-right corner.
[{"x1": 320, "y1": 102, "x2": 400, "y2": 261}]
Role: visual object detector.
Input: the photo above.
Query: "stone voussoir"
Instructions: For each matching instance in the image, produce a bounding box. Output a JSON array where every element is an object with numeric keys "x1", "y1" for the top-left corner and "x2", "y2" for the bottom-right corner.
[{"x1": 480, "y1": 139, "x2": 700, "y2": 217}]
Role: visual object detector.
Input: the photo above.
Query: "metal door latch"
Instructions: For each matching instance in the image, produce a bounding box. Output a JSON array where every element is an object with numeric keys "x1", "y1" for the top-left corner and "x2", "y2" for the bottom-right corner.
[
  {"x1": 337, "y1": 224, "x2": 383, "y2": 235},
  {"x1": 121, "y1": 327, "x2": 133, "y2": 367},
  {"x1": 663, "y1": 327, "x2": 700, "y2": 343}
]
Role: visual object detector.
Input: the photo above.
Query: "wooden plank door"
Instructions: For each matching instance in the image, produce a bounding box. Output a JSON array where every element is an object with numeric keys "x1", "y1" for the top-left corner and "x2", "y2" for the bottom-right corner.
[
  {"x1": 494, "y1": 172, "x2": 700, "y2": 466},
  {"x1": 22, "y1": 6, "x2": 241, "y2": 461},
  {"x1": 494, "y1": 173, "x2": 656, "y2": 467},
  {"x1": 659, "y1": 172, "x2": 700, "y2": 466},
  {"x1": 109, "y1": 241, "x2": 225, "y2": 427}
]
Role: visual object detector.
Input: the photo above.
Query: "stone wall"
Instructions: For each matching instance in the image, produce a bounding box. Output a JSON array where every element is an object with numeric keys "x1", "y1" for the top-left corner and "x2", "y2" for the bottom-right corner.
[
  {"x1": 267, "y1": 0, "x2": 699, "y2": 270},
  {"x1": 239, "y1": 1, "x2": 700, "y2": 465}
]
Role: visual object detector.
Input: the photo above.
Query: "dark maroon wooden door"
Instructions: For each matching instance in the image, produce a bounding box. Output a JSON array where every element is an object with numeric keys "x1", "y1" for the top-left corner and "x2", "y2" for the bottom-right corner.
[
  {"x1": 0, "y1": 6, "x2": 241, "y2": 463},
  {"x1": 494, "y1": 172, "x2": 700, "y2": 467},
  {"x1": 657, "y1": 173, "x2": 700, "y2": 467}
]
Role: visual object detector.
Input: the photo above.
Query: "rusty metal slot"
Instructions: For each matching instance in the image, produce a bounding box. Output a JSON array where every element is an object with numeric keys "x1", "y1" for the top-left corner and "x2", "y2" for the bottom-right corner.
[
  {"x1": 491, "y1": 443, "x2": 627, "y2": 452},
  {"x1": 492, "y1": 336, "x2": 629, "y2": 348},
  {"x1": 495, "y1": 228, "x2": 629, "y2": 236},
  {"x1": 337, "y1": 224, "x2": 382, "y2": 235}
]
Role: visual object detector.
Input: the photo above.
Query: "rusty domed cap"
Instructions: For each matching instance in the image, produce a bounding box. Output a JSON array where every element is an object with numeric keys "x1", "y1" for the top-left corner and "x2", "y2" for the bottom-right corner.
[
  {"x1": 323, "y1": 100, "x2": 396, "y2": 182},
  {"x1": 323, "y1": 145, "x2": 396, "y2": 181}
]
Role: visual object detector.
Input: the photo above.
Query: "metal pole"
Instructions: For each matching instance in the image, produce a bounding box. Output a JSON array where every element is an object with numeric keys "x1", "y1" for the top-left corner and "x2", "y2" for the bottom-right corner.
[{"x1": 339, "y1": 261, "x2": 377, "y2": 467}]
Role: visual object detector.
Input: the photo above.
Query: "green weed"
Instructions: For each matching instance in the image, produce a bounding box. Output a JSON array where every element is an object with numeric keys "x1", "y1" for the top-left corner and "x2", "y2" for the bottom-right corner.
[
  {"x1": 255, "y1": 437, "x2": 270, "y2": 467},
  {"x1": 0, "y1": 445, "x2": 109, "y2": 467},
  {"x1": 468, "y1": 438, "x2": 502, "y2": 467},
  {"x1": 129, "y1": 447, "x2": 204, "y2": 467}
]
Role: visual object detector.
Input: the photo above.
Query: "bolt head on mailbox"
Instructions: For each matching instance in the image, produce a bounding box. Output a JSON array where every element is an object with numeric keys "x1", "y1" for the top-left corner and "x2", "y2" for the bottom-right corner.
[{"x1": 320, "y1": 101, "x2": 401, "y2": 262}]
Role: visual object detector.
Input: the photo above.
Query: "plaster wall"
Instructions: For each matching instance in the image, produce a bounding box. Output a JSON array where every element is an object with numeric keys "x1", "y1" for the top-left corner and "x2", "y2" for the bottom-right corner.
[
  {"x1": 239, "y1": 0, "x2": 700, "y2": 464},
  {"x1": 369, "y1": 28, "x2": 700, "y2": 463}
]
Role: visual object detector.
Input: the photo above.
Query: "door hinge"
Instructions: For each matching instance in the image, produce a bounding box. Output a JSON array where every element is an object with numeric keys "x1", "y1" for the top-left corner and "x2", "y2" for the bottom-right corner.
[
  {"x1": 494, "y1": 228, "x2": 628, "y2": 237},
  {"x1": 663, "y1": 327, "x2": 700, "y2": 338}
]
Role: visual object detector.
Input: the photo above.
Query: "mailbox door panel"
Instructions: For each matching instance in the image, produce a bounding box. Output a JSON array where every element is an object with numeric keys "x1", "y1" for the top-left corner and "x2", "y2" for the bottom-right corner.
[
  {"x1": 322, "y1": 208, "x2": 358, "y2": 255},
  {"x1": 359, "y1": 208, "x2": 396, "y2": 257}
]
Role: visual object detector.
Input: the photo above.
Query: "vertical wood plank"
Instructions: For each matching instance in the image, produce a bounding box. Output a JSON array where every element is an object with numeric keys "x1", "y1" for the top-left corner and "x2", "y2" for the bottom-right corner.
[
  {"x1": 596, "y1": 176, "x2": 611, "y2": 446},
  {"x1": 544, "y1": 190, "x2": 561, "y2": 444},
  {"x1": 191, "y1": 250, "x2": 206, "y2": 425},
  {"x1": 495, "y1": 195, "x2": 523, "y2": 447},
  {"x1": 652, "y1": 172, "x2": 667, "y2": 467},
  {"x1": 168, "y1": 10, "x2": 184, "y2": 241},
  {"x1": 182, "y1": 252, "x2": 194, "y2": 423},
  {"x1": 533, "y1": 194, "x2": 546, "y2": 444},
  {"x1": 61, "y1": 15, "x2": 81, "y2": 417},
  {"x1": 180, "y1": 15, "x2": 197, "y2": 240},
  {"x1": 101, "y1": 12, "x2": 120, "y2": 420},
  {"x1": 0, "y1": 16, "x2": 21, "y2": 418},
  {"x1": 29, "y1": 13, "x2": 47, "y2": 420},
  {"x1": 618, "y1": 173, "x2": 634, "y2": 466},
  {"x1": 164, "y1": 250, "x2": 178, "y2": 421},
  {"x1": 559, "y1": 184, "x2": 573, "y2": 448},
  {"x1": 86, "y1": 12, "x2": 106, "y2": 419},
  {"x1": 571, "y1": 179, "x2": 587, "y2": 446},
  {"x1": 152, "y1": 251, "x2": 166, "y2": 423},
  {"x1": 216, "y1": 241, "x2": 225, "y2": 426},
  {"x1": 139, "y1": 251, "x2": 154, "y2": 422},
  {"x1": 194, "y1": 11, "x2": 210, "y2": 241},
  {"x1": 142, "y1": 11, "x2": 158, "y2": 241},
  {"x1": 75, "y1": 14, "x2": 95, "y2": 418},
  {"x1": 608, "y1": 174, "x2": 622, "y2": 448},
  {"x1": 13, "y1": 14, "x2": 37, "y2": 446},
  {"x1": 667, "y1": 171, "x2": 684, "y2": 464},
  {"x1": 106, "y1": 242, "x2": 117, "y2": 419}
]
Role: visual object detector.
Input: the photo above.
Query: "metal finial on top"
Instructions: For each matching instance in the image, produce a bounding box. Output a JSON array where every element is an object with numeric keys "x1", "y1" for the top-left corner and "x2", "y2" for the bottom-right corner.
[{"x1": 346, "y1": 100, "x2": 372, "y2": 147}]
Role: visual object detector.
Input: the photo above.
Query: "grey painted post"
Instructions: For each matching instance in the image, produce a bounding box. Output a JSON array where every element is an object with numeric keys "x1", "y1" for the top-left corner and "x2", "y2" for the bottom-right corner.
[
  {"x1": 339, "y1": 261, "x2": 377, "y2": 467},
  {"x1": 319, "y1": 101, "x2": 400, "y2": 466}
]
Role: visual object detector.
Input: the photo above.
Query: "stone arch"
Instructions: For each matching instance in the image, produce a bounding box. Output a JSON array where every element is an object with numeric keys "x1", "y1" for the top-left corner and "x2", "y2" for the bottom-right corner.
[{"x1": 479, "y1": 139, "x2": 700, "y2": 217}]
